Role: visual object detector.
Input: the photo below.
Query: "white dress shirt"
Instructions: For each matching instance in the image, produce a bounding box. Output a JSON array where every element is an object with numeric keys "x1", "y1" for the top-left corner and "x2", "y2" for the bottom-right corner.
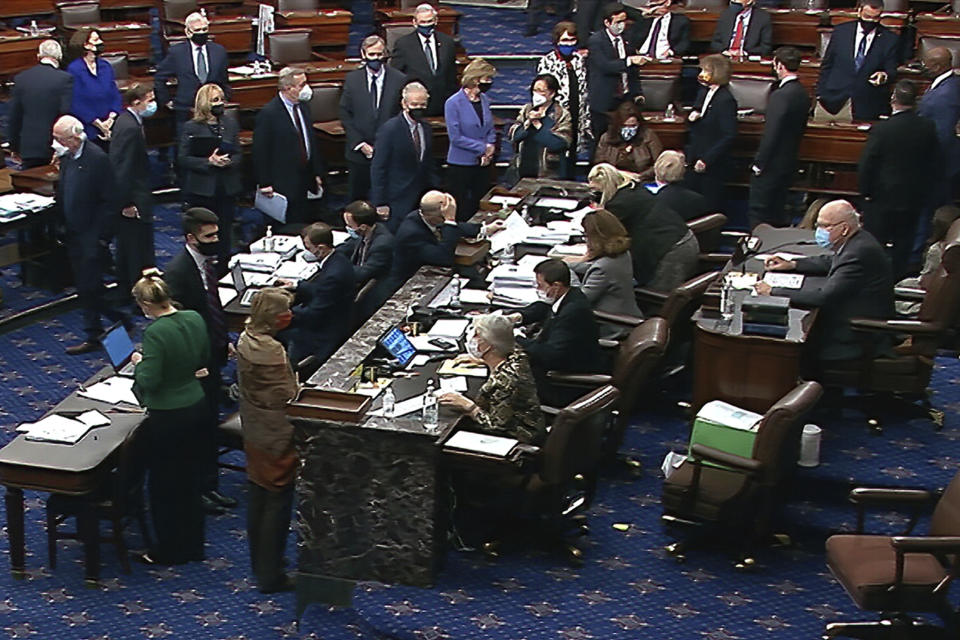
[
  {"x1": 640, "y1": 12, "x2": 673, "y2": 59},
  {"x1": 417, "y1": 32, "x2": 438, "y2": 71},
  {"x1": 853, "y1": 23, "x2": 878, "y2": 61},
  {"x1": 930, "y1": 69, "x2": 953, "y2": 92},
  {"x1": 728, "y1": 8, "x2": 753, "y2": 50}
]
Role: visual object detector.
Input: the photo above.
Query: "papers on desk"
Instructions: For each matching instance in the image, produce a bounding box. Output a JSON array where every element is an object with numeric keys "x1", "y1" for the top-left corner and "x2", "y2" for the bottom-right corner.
[
  {"x1": 524, "y1": 226, "x2": 571, "y2": 246},
  {"x1": 489, "y1": 212, "x2": 529, "y2": 254},
  {"x1": 437, "y1": 359, "x2": 488, "y2": 378},
  {"x1": 762, "y1": 273, "x2": 805, "y2": 289},
  {"x1": 488, "y1": 195, "x2": 521, "y2": 208},
  {"x1": 445, "y1": 430, "x2": 518, "y2": 457},
  {"x1": 0, "y1": 193, "x2": 55, "y2": 221},
  {"x1": 547, "y1": 243, "x2": 587, "y2": 258},
  {"x1": 428, "y1": 319, "x2": 470, "y2": 339},
  {"x1": 250, "y1": 234, "x2": 303, "y2": 258},
  {"x1": 460, "y1": 288, "x2": 491, "y2": 305},
  {"x1": 232, "y1": 252, "x2": 283, "y2": 273},
  {"x1": 274, "y1": 259, "x2": 318, "y2": 282},
  {"x1": 697, "y1": 400, "x2": 762, "y2": 432},
  {"x1": 18, "y1": 415, "x2": 91, "y2": 444},
  {"x1": 726, "y1": 272, "x2": 759, "y2": 290},
  {"x1": 755, "y1": 252, "x2": 806, "y2": 262},
  {"x1": 218, "y1": 288, "x2": 238, "y2": 307},
  {"x1": 408, "y1": 335, "x2": 456, "y2": 352},
  {"x1": 439, "y1": 376, "x2": 468, "y2": 393},
  {"x1": 78, "y1": 376, "x2": 141, "y2": 407},
  {"x1": 369, "y1": 393, "x2": 426, "y2": 418},
  {"x1": 535, "y1": 196, "x2": 581, "y2": 211},
  {"x1": 254, "y1": 190, "x2": 288, "y2": 223}
]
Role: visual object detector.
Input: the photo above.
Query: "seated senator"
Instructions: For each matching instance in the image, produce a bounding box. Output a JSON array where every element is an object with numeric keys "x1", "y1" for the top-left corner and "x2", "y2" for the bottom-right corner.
[
  {"x1": 567, "y1": 209, "x2": 643, "y2": 338},
  {"x1": 755, "y1": 199, "x2": 894, "y2": 362},
  {"x1": 592, "y1": 100, "x2": 663, "y2": 181},
  {"x1": 650, "y1": 150, "x2": 710, "y2": 222},
  {"x1": 438, "y1": 313, "x2": 547, "y2": 446}
]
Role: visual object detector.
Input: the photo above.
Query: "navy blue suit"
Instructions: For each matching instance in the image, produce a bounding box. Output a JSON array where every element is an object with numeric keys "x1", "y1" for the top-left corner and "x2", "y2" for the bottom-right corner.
[
  {"x1": 7, "y1": 63, "x2": 73, "y2": 166},
  {"x1": 335, "y1": 223, "x2": 396, "y2": 322},
  {"x1": 709, "y1": 5, "x2": 772, "y2": 56},
  {"x1": 286, "y1": 251, "x2": 356, "y2": 366},
  {"x1": 587, "y1": 27, "x2": 642, "y2": 144},
  {"x1": 817, "y1": 21, "x2": 898, "y2": 121},
  {"x1": 155, "y1": 41, "x2": 231, "y2": 117},
  {"x1": 918, "y1": 74, "x2": 960, "y2": 201},
  {"x1": 684, "y1": 85, "x2": 738, "y2": 211},
  {"x1": 370, "y1": 113, "x2": 439, "y2": 232},
  {"x1": 387, "y1": 211, "x2": 479, "y2": 292},
  {"x1": 57, "y1": 142, "x2": 127, "y2": 339}
]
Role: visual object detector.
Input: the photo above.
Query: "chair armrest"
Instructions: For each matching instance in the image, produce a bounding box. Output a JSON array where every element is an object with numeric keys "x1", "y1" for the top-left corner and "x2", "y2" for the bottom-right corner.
[
  {"x1": 540, "y1": 404, "x2": 561, "y2": 417},
  {"x1": 689, "y1": 444, "x2": 763, "y2": 473},
  {"x1": 849, "y1": 487, "x2": 934, "y2": 506},
  {"x1": 699, "y1": 252, "x2": 734, "y2": 264},
  {"x1": 295, "y1": 355, "x2": 319, "y2": 377},
  {"x1": 849, "y1": 318, "x2": 942, "y2": 335},
  {"x1": 593, "y1": 309, "x2": 643, "y2": 327},
  {"x1": 545, "y1": 371, "x2": 613, "y2": 387},
  {"x1": 891, "y1": 536, "x2": 960, "y2": 554},
  {"x1": 597, "y1": 338, "x2": 619, "y2": 349},
  {"x1": 635, "y1": 287, "x2": 669, "y2": 305},
  {"x1": 894, "y1": 286, "x2": 925, "y2": 301}
]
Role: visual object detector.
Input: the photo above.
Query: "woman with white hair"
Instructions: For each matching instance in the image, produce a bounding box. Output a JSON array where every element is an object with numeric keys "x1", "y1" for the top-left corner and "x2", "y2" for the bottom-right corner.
[
  {"x1": 651, "y1": 150, "x2": 710, "y2": 222},
  {"x1": 438, "y1": 314, "x2": 546, "y2": 446}
]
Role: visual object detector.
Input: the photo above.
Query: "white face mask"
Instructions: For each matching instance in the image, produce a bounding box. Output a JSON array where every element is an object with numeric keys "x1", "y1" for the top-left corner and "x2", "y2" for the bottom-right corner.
[
  {"x1": 608, "y1": 21, "x2": 626, "y2": 36},
  {"x1": 466, "y1": 336, "x2": 484, "y2": 360},
  {"x1": 298, "y1": 84, "x2": 313, "y2": 102},
  {"x1": 51, "y1": 140, "x2": 70, "y2": 157},
  {"x1": 532, "y1": 92, "x2": 548, "y2": 107},
  {"x1": 536, "y1": 288, "x2": 558, "y2": 304}
]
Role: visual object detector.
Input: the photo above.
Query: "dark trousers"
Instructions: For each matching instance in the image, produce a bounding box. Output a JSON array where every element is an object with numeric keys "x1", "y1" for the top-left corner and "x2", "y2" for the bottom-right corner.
[
  {"x1": 589, "y1": 110, "x2": 609, "y2": 159},
  {"x1": 347, "y1": 158, "x2": 372, "y2": 202},
  {"x1": 144, "y1": 401, "x2": 208, "y2": 563},
  {"x1": 446, "y1": 163, "x2": 488, "y2": 222},
  {"x1": 68, "y1": 236, "x2": 128, "y2": 341},
  {"x1": 247, "y1": 481, "x2": 294, "y2": 590},
  {"x1": 684, "y1": 166, "x2": 727, "y2": 214},
  {"x1": 198, "y1": 365, "x2": 224, "y2": 495},
  {"x1": 865, "y1": 203, "x2": 917, "y2": 279},
  {"x1": 115, "y1": 216, "x2": 155, "y2": 299},
  {"x1": 575, "y1": 0, "x2": 603, "y2": 40},
  {"x1": 284, "y1": 166, "x2": 318, "y2": 225},
  {"x1": 528, "y1": 0, "x2": 571, "y2": 29},
  {"x1": 186, "y1": 189, "x2": 237, "y2": 264},
  {"x1": 748, "y1": 170, "x2": 793, "y2": 230}
]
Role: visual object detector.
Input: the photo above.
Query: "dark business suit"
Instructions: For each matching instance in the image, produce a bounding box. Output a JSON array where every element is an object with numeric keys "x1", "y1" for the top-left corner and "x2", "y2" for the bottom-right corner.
[
  {"x1": 7, "y1": 63, "x2": 73, "y2": 167},
  {"x1": 179, "y1": 114, "x2": 243, "y2": 263},
  {"x1": 588, "y1": 27, "x2": 642, "y2": 145},
  {"x1": 390, "y1": 30, "x2": 458, "y2": 117},
  {"x1": 631, "y1": 13, "x2": 691, "y2": 57},
  {"x1": 370, "y1": 112, "x2": 439, "y2": 233},
  {"x1": 918, "y1": 74, "x2": 960, "y2": 206},
  {"x1": 285, "y1": 251, "x2": 356, "y2": 366},
  {"x1": 710, "y1": 5, "x2": 772, "y2": 56},
  {"x1": 155, "y1": 40, "x2": 231, "y2": 128},
  {"x1": 335, "y1": 222, "x2": 395, "y2": 321},
  {"x1": 574, "y1": 0, "x2": 604, "y2": 41},
  {"x1": 162, "y1": 246, "x2": 228, "y2": 495},
  {"x1": 109, "y1": 109, "x2": 156, "y2": 297},
  {"x1": 656, "y1": 183, "x2": 710, "y2": 222},
  {"x1": 858, "y1": 108, "x2": 940, "y2": 277},
  {"x1": 772, "y1": 230, "x2": 893, "y2": 362},
  {"x1": 388, "y1": 211, "x2": 479, "y2": 291},
  {"x1": 817, "y1": 21, "x2": 898, "y2": 121},
  {"x1": 339, "y1": 65, "x2": 406, "y2": 200},
  {"x1": 748, "y1": 78, "x2": 811, "y2": 229},
  {"x1": 684, "y1": 85, "x2": 738, "y2": 211},
  {"x1": 518, "y1": 288, "x2": 606, "y2": 404},
  {"x1": 252, "y1": 95, "x2": 325, "y2": 224},
  {"x1": 57, "y1": 142, "x2": 127, "y2": 340}
]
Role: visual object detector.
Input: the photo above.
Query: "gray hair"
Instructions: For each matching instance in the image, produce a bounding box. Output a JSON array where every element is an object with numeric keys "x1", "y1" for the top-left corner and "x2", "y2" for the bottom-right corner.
[
  {"x1": 821, "y1": 199, "x2": 862, "y2": 229},
  {"x1": 402, "y1": 81, "x2": 429, "y2": 102},
  {"x1": 278, "y1": 66, "x2": 305, "y2": 90},
  {"x1": 53, "y1": 115, "x2": 84, "y2": 137},
  {"x1": 38, "y1": 39, "x2": 62, "y2": 62},
  {"x1": 184, "y1": 12, "x2": 207, "y2": 32},
  {"x1": 472, "y1": 313, "x2": 515, "y2": 356},
  {"x1": 414, "y1": 3, "x2": 438, "y2": 19},
  {"x1": 360, "y1": 35, "x2": 385, "y2": 53},
  {"x1": 654, "y1": 150, "x2": 685, "y2": 183}
]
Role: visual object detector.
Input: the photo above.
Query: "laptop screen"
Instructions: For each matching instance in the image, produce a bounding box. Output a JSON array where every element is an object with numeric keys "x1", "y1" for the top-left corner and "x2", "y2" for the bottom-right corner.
[
  {"x1": 102, "y1": 323, "x2": 135, "y2": 370},
  {"x1": 231, "y1": 263, "x2": 246, "y2": 292},
  {"x1": 378, "y1": 327, "x2": 416, "y2": 367}
]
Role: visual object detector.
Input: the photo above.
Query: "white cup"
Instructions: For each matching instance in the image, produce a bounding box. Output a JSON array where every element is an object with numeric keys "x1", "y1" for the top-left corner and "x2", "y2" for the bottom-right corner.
[{"x1": 798, "y1": 424, "x2": 822, "y2": 467}]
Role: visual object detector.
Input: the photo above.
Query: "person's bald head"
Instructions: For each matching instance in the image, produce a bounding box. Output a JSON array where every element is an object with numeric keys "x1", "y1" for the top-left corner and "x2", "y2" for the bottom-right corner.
[
  {"x1": 52, "y1": 115, "x2": 86, "y2": 152},
  {"x1": 923, "y1": 47, "x2": 954, "y2": 78},
  {"x1": 817, "y1": 199, "x2": 861, "y2": 247},
  {"x1": 419, "y1": 190, "x2": 454, "y2": 226}
]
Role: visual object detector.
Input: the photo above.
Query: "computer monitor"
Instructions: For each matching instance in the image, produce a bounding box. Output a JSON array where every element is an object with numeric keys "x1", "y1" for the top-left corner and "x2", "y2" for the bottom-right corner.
[
  {"x1": 378, "y1": 327, "x2": 416, "y2": 367},
  {"x1": 102, "y1": 322, "x2": 135, "y2": 371}
]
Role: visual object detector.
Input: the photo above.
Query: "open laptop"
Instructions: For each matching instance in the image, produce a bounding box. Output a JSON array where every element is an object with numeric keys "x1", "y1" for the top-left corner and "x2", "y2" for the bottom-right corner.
[
  {"x1": 101, "y1": 322, "x2": 136, "y2": 376},
  {"x1": 232, "y1": 263, "x2": 261, "y2": 307},
  {"x1": 378, "y1": 326, "x2": 417, "y2": 368}
]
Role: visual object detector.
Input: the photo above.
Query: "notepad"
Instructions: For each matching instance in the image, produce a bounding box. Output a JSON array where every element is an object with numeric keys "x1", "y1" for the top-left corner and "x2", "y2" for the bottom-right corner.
[
  {"x1": 460, "y1": 288, "x2": 491, "y2": 305},
  {"x1": 445, "y1": 430, "x2": 518, "y2": 457},
  {"x1": 19, "y1": 415, "x2": 92, "y2": 444},
  {"x1": 437, "y1": 359, "x2": 488, "y2": 378},
  {"x1": 762, "y1": 273, "x2": 805, "y2": 289},
  {"x1": 439, "y1": 376, "x2": 468, "y2": 393},
  {"x1": 428, "y1": 319, "x2": 470, "y2": 338}
]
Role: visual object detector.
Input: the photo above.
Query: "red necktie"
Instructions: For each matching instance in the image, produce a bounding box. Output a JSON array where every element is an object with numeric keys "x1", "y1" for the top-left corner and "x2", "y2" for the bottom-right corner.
[{"x1": 731, "y1": 15, "x2": 745, "y2": 52}]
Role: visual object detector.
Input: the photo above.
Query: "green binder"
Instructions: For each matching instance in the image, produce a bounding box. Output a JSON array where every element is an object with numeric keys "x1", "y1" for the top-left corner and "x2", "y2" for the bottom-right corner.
[{"x1": 688, "y1": 401, "x2": 762, "y2": 462}]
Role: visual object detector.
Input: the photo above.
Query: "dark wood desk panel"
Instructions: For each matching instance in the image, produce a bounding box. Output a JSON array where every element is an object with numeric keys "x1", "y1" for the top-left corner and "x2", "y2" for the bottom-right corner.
[
  {"x1": 227, "y1": 62, "x2": 354, "y2": 110},
  {"x1": 916, "y1": 14, "x2": 960, "y2": 39},
  {"x1": 167, "y1": 17, "x2": 254, "y2": 55},
  {"x1": 10, "y1": 164, "x2": 58, "y2": 195},
  {"x1": 376, "y1": 7, "x2": 462, "y2": 37},
  {"x1": 275, "y1": 10, "x2": 352, "y2": 48},
  {"x1": 0, "y1": 0, "x2": 56, "y2": 18},
  {"x1": 0, "y1": 31, "x2": 46, "y2": 79},
  {"x1": 63, "y1": 21, "x2": 152, "y2": 61},
  {"x1": 768, "y1": 9, "x2": 827, "y2": 50},
  {"x1": 829, "y1": 10, "x2": 905, "y2": 31},
  {"x1": 683, "y1": 8, "x2": 721, "y2": 45},
  {"x1": 729, "y1": 58, "x2": 821, "y2": 92}
]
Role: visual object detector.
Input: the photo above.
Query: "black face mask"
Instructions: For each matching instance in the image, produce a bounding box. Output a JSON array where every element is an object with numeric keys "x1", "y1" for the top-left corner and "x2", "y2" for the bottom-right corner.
[
  {"x1": 859, "y1": 19, "x2": 877, "y2": 33},
  {"x1": 211, "y1": 104, "x2": 225, "y2": 117},
  {"x1": 191, "y1": 32, "x2": 209, "y2": 46},
  {"x1": 88, "y1": 43, "x2": 104, "y2": 56},
  {"x1": 197, "y1": 241, "x2": 218, "y2": 257},
  {"x1": 478, "y1": 81, "x2": 493, "y2": 93},
  {"x1": 408, "y1": 107, "x2": 426, "y2": 120},
  {"x1": 590, "y1": 189, "x2": 603, "y2": 204}
]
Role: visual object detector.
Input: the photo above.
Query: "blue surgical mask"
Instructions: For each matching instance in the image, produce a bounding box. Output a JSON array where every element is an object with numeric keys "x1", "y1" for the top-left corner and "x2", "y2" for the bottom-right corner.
[
  {"x1": 141, "y1": 101, "x2": 157, "y2": 118},
  {"x1": 814, "y1": 226, "x2": 833, "y2": 249},
  {"x1": 557, "y1": 44, "x2": 576, "y2": 58},
  {"x1": 416, "y1": 24, "x2": 435, "y2": 37},
  {"x1": 302, "y1": 249, "x2": 319, "y2": 262},
  {"x1": 346, "y1": 227, "x2": 362, "y2": 240}
]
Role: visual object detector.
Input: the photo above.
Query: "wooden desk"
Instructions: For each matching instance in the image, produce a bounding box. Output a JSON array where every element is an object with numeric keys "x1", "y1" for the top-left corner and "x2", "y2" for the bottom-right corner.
[
  {"x1": 683, "y1": 8, "x2": 722, "y2": 47},
  {"x1": 227, "y1": 61, "x2": 356, "y2": 110},
  {"x1": 0, "y1": 0, "x2": 55, "y2": 18},
  {"x1": 63, "y1": 21, "x2": 152, "y2": 61},
  {"x1": 0, "y1": 369, "x2": 144, "y2": 581},
  {"x1": 275, "y1": 10, "x2": 352, "y2": 49},
  {"x1": 768, "y1": 9, "x2": 828, "y2": 50},
  {"x1": 10, "y1": 164, "x2": 58, "y2": 195},
  {"x1": 376, "y1": 6, "x2": 462, "y2": 37},
  {"x1": 166, "y1": 17, "x2": 254, "y2": 55},
  {"x1": 729, "y1": 58, "x2": 821, "y2": 93},
  {"x1": 692, "y1": 226, "x2": 822, "y2": 414},
  {"x1": 0, "y1": 30, "x2": 46, "y2": 79},
  {"x1": 916, "y1": 14, "x2": 960, "y2": 39}
]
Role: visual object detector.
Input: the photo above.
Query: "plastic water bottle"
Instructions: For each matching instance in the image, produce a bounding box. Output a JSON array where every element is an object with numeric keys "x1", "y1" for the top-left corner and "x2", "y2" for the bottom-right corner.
[
  {"x1": 422, "y1": 380, "x2": 439, "y2": 432},
  {"x1": 449, "y1": 277, "x2": 461, "y2": 309},
  {"x1": 720, "y1": 277, "x2": 735, "y2": 321},
  {"x1": 264, "y1": 225, "x2": 274, "y2": 252},
  {"x1": 664, "y1": 103, "x2": 676, "y2": 121},
  {"x1": 29, "y1": 20, "x2": 38, "y2": 37},
  {"x1": 381, "y1": 385, "x2": 396, "y2": 418},
  {"x1": 502, "y1": 243, "x2": 516, "y2": 265}
]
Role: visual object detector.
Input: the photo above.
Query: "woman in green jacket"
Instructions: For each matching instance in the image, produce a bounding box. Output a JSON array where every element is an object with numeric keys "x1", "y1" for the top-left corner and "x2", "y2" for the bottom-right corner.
[{"x1": 131, "y1": 274, "x2": 211, "y2": 565}]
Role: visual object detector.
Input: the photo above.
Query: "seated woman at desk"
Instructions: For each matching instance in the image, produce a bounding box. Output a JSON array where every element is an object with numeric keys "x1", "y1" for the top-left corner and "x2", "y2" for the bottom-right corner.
[
  {"x1": 438, "y1": 314, "x2": 546, "y2": 446},
  {"x1": 566, "y1": 209, "x2": 643, "y2": 338},
  {"x1": 588, "y1": 162, "x2": 699, "y2": 292},
  {"x1": 236, "y1": 287, "x2": 300, "y2": 593},
  {"x1": 592, "y1": 101, "x2": 662, "y2": 181},
  {"x1": 130, "y1": 273, "x2": 210, "y2": 565},
  {"x1": 507, "y1": 74, "x2": 572, "y2": 180}
]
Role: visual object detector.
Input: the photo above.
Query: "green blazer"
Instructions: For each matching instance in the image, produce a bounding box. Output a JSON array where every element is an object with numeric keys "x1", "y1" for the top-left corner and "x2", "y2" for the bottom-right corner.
[{"x1": 133, "y1": 310, "x2": 211, "y2": 410}]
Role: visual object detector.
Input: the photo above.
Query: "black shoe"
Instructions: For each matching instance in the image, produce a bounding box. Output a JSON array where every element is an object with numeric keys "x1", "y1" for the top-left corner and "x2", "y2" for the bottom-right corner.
[
  {"x1": 525, "y1": 26, "x2": 538, "y2": 37},
  {"x1": 66, "y1": 341, "x2": 100, "y2": 355},
  {"x1": 201, "y1": 495, "x2": 228, "y2": 515},
  {"x1": 259, "y1": 574, "x2": 295, "y2": 594},
  {"x1": 206, "y1": 490, "x2": 238, "y2": 508}
]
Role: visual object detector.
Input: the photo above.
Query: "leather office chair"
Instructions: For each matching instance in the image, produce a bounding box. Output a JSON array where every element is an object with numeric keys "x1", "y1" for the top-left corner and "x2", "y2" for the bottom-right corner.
[
  {"x1": 639, "y1": 76, "x2": 678, "y2": 112},
  {"x1": 787, "y1": 0, "x2": 827, "y2": 8},
  {"x1": 729, "y1": 76, "x2": 774, "y2": 115},
  {"x1": 307, "y1": 83, "x2": 342, "y2": 123},
  {"x1": 268, "y1": 30, "x2": 319, "y2": 66},
  {"x1": 823, "y1": 470, "x2": 960, "y2": 639},
  {"x1": 45, "y1": 425, "x2": 151, "y2": 574},
  {"x1": 661, "y1": 381, "x2": 823, "y2": 567},
  {"x1": 160, "y1": 0, "x2": 197, "y2": 45},
  {"x1": 684, "y1": 0, "x2": 726, "y2": 8},
  {"x1": 59, "y1": 2, "x2": 101, "y2": 28},
  {"x1": 103, "y1": 52, "x2": 129, "y2": 80},
  {"x1": 217, "y1": 412, "x2": 245, "y2": 473},
  {"x1": 384, "y1": 23, "x2": 415, "y2": 55},
  {"x1": 919, "y1": 36, "x2": 960, "y2": 66},
  {"x1": 881, "y1": 0, "x2": 909, "y2": 11},
  {"x1": 688, "y1": 211, "x2": 728, "y2": 258},
  {"x1": 277, "y1": 0, "x2": 317, "y2": 11},
  {"x1": 818, "y1": 220, "x2": 960, "y2": 431},
  {"x1": 451, "y1": 384, "x2": 620, "y2": 563}
]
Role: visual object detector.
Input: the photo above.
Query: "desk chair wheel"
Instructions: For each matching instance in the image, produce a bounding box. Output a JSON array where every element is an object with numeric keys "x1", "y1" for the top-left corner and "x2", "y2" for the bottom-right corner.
[
  {"x1": 481, "y1": 540, "x2": 501, "y2": 558},
  {"x1": 733, "y1": 556, "x2": 756, "y2": 572},
  {"x1": 665, "y1": 542, "x2": 686, "y2": 563},
  {"x1": 867, "y1": 416, "x2": 883, "y2": 435},
  {"x1": 930, "y1": 408, "x2": 945, "y2": 430}
]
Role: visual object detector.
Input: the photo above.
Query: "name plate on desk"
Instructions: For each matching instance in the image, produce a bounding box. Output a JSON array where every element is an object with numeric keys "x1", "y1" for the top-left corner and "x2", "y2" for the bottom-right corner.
[{"x1": 287, "y1": 388, "x2": 371, "y2": 423}]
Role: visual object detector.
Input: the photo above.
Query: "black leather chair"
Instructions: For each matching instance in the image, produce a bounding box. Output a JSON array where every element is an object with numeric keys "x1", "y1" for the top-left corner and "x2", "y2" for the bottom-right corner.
[
  {"x1": 103, "y1": 52, "x2": 129, "y2": 81},
  {"x1": 59, "y1": 1, "x2": 101, "y2": 28},
  {"x1": 661, "y1": 381, "x2": 823, "y2": 567},
  {"x1": 824, "y1": 470, "x2": 960, "y2": 639},
  {"x1": 307, "y1": 83, "x2": 343, "y2": 123},
  {"x1": 268, "y1": 29, "x2": 321, "y2": 66},
  {"x1": 729, "y1": 76, "x2": 774, "y2": 115},
  {"x1": 277, "y1": 0, "x2": 317, "y2": 11},
  {"x1": 217, "y1": 412, "x2": 245, "y2": 473},
  {"x1": 640, "y1": 76, "x2": 679, "y2": 112},
  {"x1": 919, "y1": 36, "x2": 960, "y2": 66}
]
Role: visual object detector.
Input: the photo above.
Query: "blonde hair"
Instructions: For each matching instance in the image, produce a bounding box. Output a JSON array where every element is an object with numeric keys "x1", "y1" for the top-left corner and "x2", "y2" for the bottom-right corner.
[
  {"x1": 245, "y1": 287, "x2": 293, "y2": 335},
  {"x1": 588, "y1": 163, "x2": 636, "y2": 207},
  {"x1": 700, "y1": 54, "x2": 731, "y2": 86},
  {"x1": 132, "y1": 272, "x2": 172, "y2": 306},
  {"x1": 192, "y1": 83, "x2": 224, "y2": 122},
  {"x1": 583, "y1": 209, "x2": 631, "y2": 258},
  {"x1": 461, "y1": 58, "x2": 497, "y2": 88}
]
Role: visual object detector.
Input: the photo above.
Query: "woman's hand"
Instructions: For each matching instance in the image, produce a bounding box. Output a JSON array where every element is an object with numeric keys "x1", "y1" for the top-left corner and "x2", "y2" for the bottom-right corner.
[
  {"x1": 195, "y1": 367, "x2": 210, "y2": 378},
  {"x1": 208, "y1": 148, "x2": 230, "y2": 167},
  {"x1": 452, "y1": 354, "x2": 484, "y2": 367},
  {"x1": 438, "y1": 391, "x2": 475, "y2": 413},
  {"x1": 694, "y1": 159, "x2": 707, "y2": 173},
  {"x1": 130, "y1": 352, "x2": 142, "y2": 365}
]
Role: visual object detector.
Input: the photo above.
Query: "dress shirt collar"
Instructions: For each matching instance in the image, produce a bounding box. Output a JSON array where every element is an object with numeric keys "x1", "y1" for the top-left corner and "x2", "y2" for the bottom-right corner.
[
  {"x1": 403, "y1": 111, "x2": 419, "y2": 128},
  {"x1": 417, "y1": 31, "x2": 433, "y2": 46},
  {"x1": 127, "y1": 106, "x2": 143, "y2": 126},
  {"x1": 279, "y1": 92, "x2": 298, "y2": 109},
  {"x1": 366, "y1": 65, "x2": 382, "y2": 83},
  {"x1": 931, "y1": 69, "x2": 954, "y2": 92},
  {"x1": 185, "y1": 242, "x2": 212, "y2": 279},
  {"x1": 779, "y1": 75, "x2": 798, "y2": 87},
  {"x1": 40, "y1": 58, "x2": 59, "y2": 68},
  {"x1": 72, "y1": 139, "x2": 85, "y2": 160},
  {"x1": 606, "y1": 28, "x2": 623, "y2": 50},
  {"x1": 551, "y1": 290, "x2": 568, "y2": 314},
  {"x1": 318, "y1": 251, "x2": 332, "y2": 271}
]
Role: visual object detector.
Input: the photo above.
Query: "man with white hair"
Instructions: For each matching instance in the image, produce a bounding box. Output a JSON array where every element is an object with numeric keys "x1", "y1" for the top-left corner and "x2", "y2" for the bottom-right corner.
[
  {"x1": 390, "y1": 3, "x2": 459, "y2": 116},
  {"x1": 155, "y1": 11, "x2": 230, "y2": 135},
  {"x1": 52, "y1": 115, "x2": 129, "y2": 354},
  {"x1": 7, "y1": 40, "x2": 73, "y2": 168},
  {"x1": 756, "y1": 199, "x2": 893, "y2": 361}
]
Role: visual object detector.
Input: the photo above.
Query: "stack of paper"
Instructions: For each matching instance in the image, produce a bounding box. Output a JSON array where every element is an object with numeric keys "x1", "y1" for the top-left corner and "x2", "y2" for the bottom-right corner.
[
  {"x1": 489, "y1": 212, "x2": 530, "y2": 254},
  {"x1": 524, "y1": 226, "x2": 571, "y2": 246},
  {"x1": 17, "y1": 410, "x2": 109, "y2": 444},
  {"x1": 428, "y1": 319, "x2": 470, "y2": 338},
  {"x1": 762, "y1": 273, "x2": 805, "y2": 289},
  {"x1": 445, "y1": 430, "x2": 518, "y2": 457},
  {"x1": 697, "y1": 400, "x2": 762, "y2": 432},
  {"x1": 547, "y1": 243, "x2": 587, "y2": 258},
  {"x1": 274, "y1": 259, "x2": 318, "y2": 282},
  {"x1": 232, "y1": 252, "x2": 283, "y2": 273},
  {"x1": 460, "y1": 288, "x2": 492, "y2": 305},
  {"x1": 78, "y1": 376, "x2": 141, "y2": 407},
  {"x1": 535, "y1": 196, "x2": 581, "y2": 211},
  {"x1": 488, "y1": 195, "x2": 521, "y2": 208},
  {"x1": 249, "y1": 234, "x2": 303, "y2": 258},
  {"x1": 437, "y1": 359, "x2": 488, "y2": 378}
]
